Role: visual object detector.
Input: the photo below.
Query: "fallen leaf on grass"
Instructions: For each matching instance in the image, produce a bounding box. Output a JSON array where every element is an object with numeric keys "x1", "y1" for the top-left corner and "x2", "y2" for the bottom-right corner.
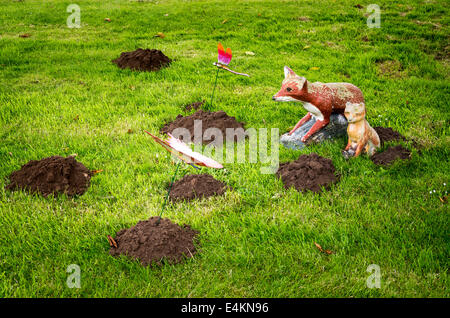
[
  {"x1": 314, "y1": 242, "x2": 323, "y2": 251},
  {"x1": 414, "y1": 20, "x2": 441, "y2": 29},
  {"x1": 92, "y1": 169, "x2": 103, "y2": 174},
  {"x1": 314, "y1": 242, "x2": 333, "y2": 255},
  {"x1": 439, "y1": 196, "x2": 448, "y2": 203},
  {"x1": 19, "y1": 33, "x2": 31, "y2": 38},
  {"x1": 154, "y1": 32, "x2": 165, "y2": 38},
  {"x1": 221, "y1": 19, "x2": 229, "y2": 24},
  {"x1": 296, "y1": 16, "x2": 311, "y2": 22},
  {"x1": 303, "y1": 45, "x2": 311, "y2": 49},
  {"x1": 104, "y1": 18, "x2": 111, "y2": 22},
  {"x1": 310, "y1": 67, "x2": 320, "y2": 71},
  {"x1": 127, "y1": 129, "x2": 133, "y2": 134},
  {"x1": 107, "y1": 235, "x2": 117, "y2": 248}
]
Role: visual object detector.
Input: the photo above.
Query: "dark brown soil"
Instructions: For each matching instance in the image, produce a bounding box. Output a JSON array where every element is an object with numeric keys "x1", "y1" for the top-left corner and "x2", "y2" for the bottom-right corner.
[
  {"x1": 371, "y1": 145, "x2": 411, "y2": 166},
  {"x1": 276, "y1": 153, "x2": 338, "y2": 193},
  {"x1": 374, "y1": 126, "x2": 407, "y2": 145},
  {"x1": 6, "y1": 156, "x2": 92, "y2": 197},
  {"x1": 112, "y1": 48, "x2": 171, "y2": 72},
  {"x1": 169, "y1": 174, "x2": 228, "y2": 202},
  {"x1": 109, "y1": 217, "x2": 199, "y2": 266},
  {"x1": 184, "y1": 100, "x2": 205, "y2": 112},
  {"x1": 161, "y1": 110, "x2": 246, "y2": 144}
]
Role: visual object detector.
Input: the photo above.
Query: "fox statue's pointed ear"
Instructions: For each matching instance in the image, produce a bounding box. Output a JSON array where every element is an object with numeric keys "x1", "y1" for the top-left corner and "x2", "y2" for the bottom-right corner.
[
  {"x1": 284, "y1": 66, "x2": 296, "y2": 79},
  {"x1": 300, "y1": 77, "x2": 307, "y2": 90}
]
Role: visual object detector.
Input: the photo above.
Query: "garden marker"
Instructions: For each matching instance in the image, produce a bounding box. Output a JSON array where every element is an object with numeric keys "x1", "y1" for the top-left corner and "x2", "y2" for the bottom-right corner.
[
  {"x1": 210, "y1": 43, "x2": 249, "y2": 107},
  {"x1": 144, "y1": 131, "x2": 223, "y2": 169},
  {"x1": 213, "y1": 43, "x2": 249, "y2": 77},
  {"x1": 145, "y1": 131, "x2": 223, "y2": 224}
]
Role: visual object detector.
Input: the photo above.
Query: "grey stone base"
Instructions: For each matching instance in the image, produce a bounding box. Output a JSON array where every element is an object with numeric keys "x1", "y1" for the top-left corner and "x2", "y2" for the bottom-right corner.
[{"x1": 280, "y1": 114, "x2": 348, "y2": 150}]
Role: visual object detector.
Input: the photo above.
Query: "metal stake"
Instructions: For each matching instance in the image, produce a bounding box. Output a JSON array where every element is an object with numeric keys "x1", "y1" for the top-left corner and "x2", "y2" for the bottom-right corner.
[{"x1": 156, "y1": 161, "x2": 181, "y2": 225}]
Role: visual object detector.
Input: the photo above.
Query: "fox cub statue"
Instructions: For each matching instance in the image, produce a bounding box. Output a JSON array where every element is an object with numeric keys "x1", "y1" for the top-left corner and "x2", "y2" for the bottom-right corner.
[
  {"x1": 273, "y1": 66, "x2": 365, "y2": 142},
  {"x1": 343, "y1": 102, "x2": 380, "y2": 158}
]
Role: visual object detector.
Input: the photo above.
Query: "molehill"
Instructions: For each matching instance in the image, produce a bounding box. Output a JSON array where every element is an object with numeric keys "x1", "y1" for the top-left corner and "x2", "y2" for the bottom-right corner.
[
  {"x1": 6, "y1": 155, "x2": 92, "y2": 197},
  {"x1": 276, "y1": 153, "x2": 339, "y2": 193},
  {"x1": 109, "y1": 217, "x2": 199, "y2": 266},
  {"x1": 112, "y1": 48, "x2": 171, "y2": 72}
]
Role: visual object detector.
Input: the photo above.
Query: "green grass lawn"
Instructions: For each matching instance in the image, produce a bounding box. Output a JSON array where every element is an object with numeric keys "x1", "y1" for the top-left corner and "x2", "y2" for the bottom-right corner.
[{"x1": 0, "y1": 0, "x2": 449, "y2": 297}]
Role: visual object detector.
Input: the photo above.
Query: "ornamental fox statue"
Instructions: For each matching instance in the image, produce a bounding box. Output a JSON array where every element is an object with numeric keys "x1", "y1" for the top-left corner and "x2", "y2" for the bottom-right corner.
[
  {"x1": 273, "y1": 66, "x2": 365, "y2": 142},
  {"x1": 343, "y1": 102, "x2": 380, "y2": 158}
]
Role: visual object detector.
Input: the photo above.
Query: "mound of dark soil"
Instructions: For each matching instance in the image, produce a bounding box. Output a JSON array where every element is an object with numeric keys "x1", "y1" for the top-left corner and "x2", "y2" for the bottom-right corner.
[
  {"x1": 112, "y1": 48, "x2": 171, "y2": 72},
  {"x1": 184, "y1": 100, "x2": 205, "y2": 112},
  {"x1": 109, "y1": 217, "x2": 199, "y2": 266},
  {"x1": 161, "y1": 110, "x2": 246, "y2": 144},
  {"x1": 276, "y1": 153, "x2": 338, "y2": 193},
  {"x1": 169, "y1": 174, "x2": 228, "y2": 202},
  {"x1": 6, "y1": 156, "x2": 92, "y2": 197},
  {"x1": 374, "y1": 126, "x2": 407, "y2": 145},
  {"x1": 371, "y1": 145, "x2": 411, "y2": 166}
]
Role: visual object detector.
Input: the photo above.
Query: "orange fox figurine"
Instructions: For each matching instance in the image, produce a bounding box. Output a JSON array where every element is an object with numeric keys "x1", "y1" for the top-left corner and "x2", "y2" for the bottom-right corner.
[
  {"x1": 343, "y1": 102, "x2": 380, "y2": 158},
  {"x1": 273, "y1": 66, "x2": 365, "y2": 142}
]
